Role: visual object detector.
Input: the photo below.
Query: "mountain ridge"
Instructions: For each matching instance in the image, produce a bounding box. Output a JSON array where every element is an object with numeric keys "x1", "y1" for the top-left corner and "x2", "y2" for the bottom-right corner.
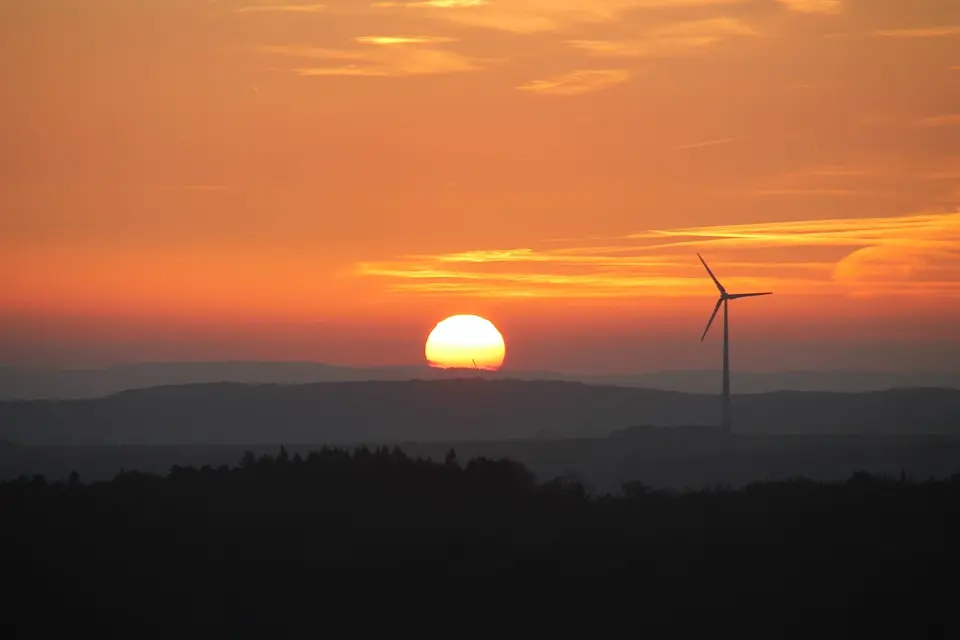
[
  {"x1": 2, "y1": 360, "x2": 958, "y2": 400},
  {"x1": 2, "y1": 378, "x2": 958, "y2": 446}
]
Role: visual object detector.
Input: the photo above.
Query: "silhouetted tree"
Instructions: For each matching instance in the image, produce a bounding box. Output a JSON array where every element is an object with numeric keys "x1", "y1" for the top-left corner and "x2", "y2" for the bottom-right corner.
[
  {"x1": 621, "y1": 480, "x2": 652, "y2": 498},
  {"x1": 240, "y1": 451, "x2": 256, "y2": 471},
  {"x1": 444, "y1": 447, "x2": 459, "y2": 469}
]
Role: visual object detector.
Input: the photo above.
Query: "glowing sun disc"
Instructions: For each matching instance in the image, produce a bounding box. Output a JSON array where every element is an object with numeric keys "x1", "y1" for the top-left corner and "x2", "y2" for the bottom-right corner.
[{"x1": 425, "y1": 314, "x2": 506, "y2": 371}]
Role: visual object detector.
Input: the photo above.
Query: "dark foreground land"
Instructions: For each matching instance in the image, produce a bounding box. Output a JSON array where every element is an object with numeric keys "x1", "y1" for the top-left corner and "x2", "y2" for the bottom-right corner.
[{"x1": 6, "y1": 445, "x2": 959, "y2": 632}]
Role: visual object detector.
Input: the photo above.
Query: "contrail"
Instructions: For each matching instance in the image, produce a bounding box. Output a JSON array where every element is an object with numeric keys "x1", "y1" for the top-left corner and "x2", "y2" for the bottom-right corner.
[{"x1": 674, "y1": 137, "x2": 738, "y2": 151}]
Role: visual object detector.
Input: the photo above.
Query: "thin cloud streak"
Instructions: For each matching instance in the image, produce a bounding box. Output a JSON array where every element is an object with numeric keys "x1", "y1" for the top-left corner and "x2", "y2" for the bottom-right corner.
[
  {"x1": 517, "y1": 69, "x2": 630, "y2": 96},
  {"x1": 916, "y1": 114, "x2": 960, "y2": 128},
  {"x1": 258, "y1": 43, "x2": 493, "y2": 77},
  {"x1": 674, "y1": 137, "x2": 738, "y2": 150},
  {"x1": 371, "y1": 0, "x2": 755, "y2": 34},
  {"x1": 373, "y1": 1, "x2": 486, "y2": 7},
  {"x1": 355, "y1": 212, "x2": 960, "y2": 300},
  {"x1": 159, "y1": 185, "x2": 233, "y2": 193},
  {"x1": 875, "y1": 26, "x2": 960, "y2": 38},
  {"x1": 753, "y1": 189, "x2": 879, "y2": 197},
  {"x1": 236, "y1": 3, "x2": 327, "y2": 13},
  {"x1": 782, "y1": 166, "x2": 871, "y2": 178},
  {"x1": 921, "y1": 171, "x2": 960, "y2": 181},
  {"x1": 568, "y1": 17, "x2": 756, "y2": 58},
  {"x1": 776, "y1": 0, "x2": 842, "y2": 14},
  {"x1": 355, "y1": 36, "x2": 459, "y2": 45}
]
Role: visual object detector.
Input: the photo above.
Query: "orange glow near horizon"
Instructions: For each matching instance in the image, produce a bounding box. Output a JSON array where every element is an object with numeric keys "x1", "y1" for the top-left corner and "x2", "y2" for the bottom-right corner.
[
  {"x1": 2, "y1": 0, "x2": 959, "y2": 370},
  {"x1": 425, "y1": 315, "x2": 506, "y2": 371}
]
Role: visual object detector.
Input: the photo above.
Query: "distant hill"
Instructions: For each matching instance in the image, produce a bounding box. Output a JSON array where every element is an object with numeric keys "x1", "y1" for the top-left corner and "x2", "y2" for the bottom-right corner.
[
  {"x1": 1, "y1": 379, "x2": 958, "y2": 446},
  {"x1": 2, "y1": 361, "x2": 958, "y2": 400}
]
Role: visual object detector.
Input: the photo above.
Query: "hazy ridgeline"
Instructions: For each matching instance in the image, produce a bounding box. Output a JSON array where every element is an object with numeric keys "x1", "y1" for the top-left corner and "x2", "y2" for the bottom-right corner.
[
  {"x1": 4, "y1": 379, "x2": 960, "y2": 492},
  {"x1": 4, "y1": 379, "x2": 960, "y2": 446},
  {"x1": 6, "y1": 445, "x2": 958, "y2": 630},
  {"x1": 0, "y1": 361, "x2": 960, "y2": 400},
  {"x1": 3, "y1": 362, "x2": 960, "y2": 400}
]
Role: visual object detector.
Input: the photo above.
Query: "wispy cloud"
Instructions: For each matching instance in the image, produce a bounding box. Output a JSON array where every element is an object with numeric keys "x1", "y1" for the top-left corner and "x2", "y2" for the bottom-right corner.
[
  {"x1": 371, "y1": 0, "x2": 754, "y2": 35},
  {"x1": 752, "y1": 189, "x2": 877, "y2": 197},
  {"x1": 355, "y1": 36, "x2": 459, "y2": 45},
  {"x1": 236, "y1": 3, "x2": 327, "y2": 13},
  {"x1": 674, "y1": 137, "x2": 738, "y2": 151},
  {"x1": 258, "y1": 41, "x2": 493, "y2": 77},
  {"x1": 567, "y1": 17, "x2": 756, "y2": 58},
  {"x1": 517, "y1": 69, "x2": 630, "y2": 96},
  {"x1": 833, "y1": 244, "x2": 960, "y2": 296},
  {"x1": 916, "y1": 114, "x2": 960, "y2": 128},
  {"x1": 782, "y1": 166, "x2": 870, "y2": 178},
  {"x1": 373, "y1": 1, "x2": 486, "y2": 7},
  {"x1": 776, "y1": 0, "x2": 842, "y2": 14},
  {"x1": 921, "y1": 170, "x2": 960, "y2": 181},
  {"x1": 355, "y1": 212, "x2": 960, "y2": 299},
  {"x1": 745, "y1": 163, "x2": 889, "y2": 200},
  {"x1": 876, "y1": 26, "x2": 960, "y2": 38},
  {"x1": 160, "y1": 185, "x2": 233, "y2": 193}
]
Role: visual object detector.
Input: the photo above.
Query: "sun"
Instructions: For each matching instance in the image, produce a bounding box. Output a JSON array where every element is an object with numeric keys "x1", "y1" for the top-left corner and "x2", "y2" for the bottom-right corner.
[{"x1": 425, "y1": 315, "x2": 506, "y2": 371}]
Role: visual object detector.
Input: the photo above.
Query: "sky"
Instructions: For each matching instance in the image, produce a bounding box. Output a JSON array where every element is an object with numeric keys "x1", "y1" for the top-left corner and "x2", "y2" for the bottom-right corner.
[{"x1": 1, "y1": 0, "x2": 958, "y2": 373}]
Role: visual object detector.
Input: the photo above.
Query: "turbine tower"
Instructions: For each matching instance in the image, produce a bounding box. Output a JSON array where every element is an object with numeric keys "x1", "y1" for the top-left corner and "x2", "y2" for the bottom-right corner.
[{"x1": 697, "y1": 253, "x2": 772, "y2": 434}]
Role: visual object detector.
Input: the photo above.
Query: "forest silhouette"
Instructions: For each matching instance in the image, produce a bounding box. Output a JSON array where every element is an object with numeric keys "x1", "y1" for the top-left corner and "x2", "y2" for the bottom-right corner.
[{"x1": 7, "y1": 444, "x2": 958, "y2": 631}]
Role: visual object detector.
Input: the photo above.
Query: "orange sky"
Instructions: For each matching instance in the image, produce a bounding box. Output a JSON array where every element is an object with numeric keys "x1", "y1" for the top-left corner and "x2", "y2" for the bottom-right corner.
[{"x1": 2, "y1": 0, "x2": 958, "y2": 372}]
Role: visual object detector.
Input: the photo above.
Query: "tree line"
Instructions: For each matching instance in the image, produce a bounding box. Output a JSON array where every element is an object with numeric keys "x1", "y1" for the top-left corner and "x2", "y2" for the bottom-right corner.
[{"x1": 6, "y1": 445, "x2": 958, "y2": 633}]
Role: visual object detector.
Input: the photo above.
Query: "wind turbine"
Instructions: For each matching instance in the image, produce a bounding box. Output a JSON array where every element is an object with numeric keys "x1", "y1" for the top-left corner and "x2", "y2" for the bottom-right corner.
[{"x1": 697, "y1": 253, "x2": 772, "y2": 434}]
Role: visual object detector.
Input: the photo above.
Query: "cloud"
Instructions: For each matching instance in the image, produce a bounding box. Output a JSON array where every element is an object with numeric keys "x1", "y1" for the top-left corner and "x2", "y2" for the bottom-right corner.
[
  {"x1": 355, "y1": 212, "x2": 960, "y2": 300},
  {"x1": 355, "y1": 36, "x2": 459, "y2": 45},
  {"x1": 371, "y1": 0, "x2": 754, "y2": 35},
  {"x1": 373, "y1": 1, "x2": 486, "y2": 7},
  {"x1": 752, "y1": 189, "x2": 876, "y2": 197},
  {"x1": 745, "y1": 163, "x2": 891, "y2": 200},
  {"x1": 258, "y1": 41, "x2": 493, "y2": 77},
  {"x1": 833, "y1": 246, "x2": 960, "y2": 298},
  {"x1": 621, "y1": 213, "x2": 960, "y2": 266},
  {"x1": 674, "y1": 137, "x2": 738, "y2": 150},
  {"x1": 160, "y1": 185, "x2": 233, "y2": 193},
  {"x1": 776, "y1": 0, "x2": 842, "y2": 14},
  {"x1": 921, "y1": 171, "x2": 960, "y2": 181},
  {"x1": 517, "y1": 69, "x2": 631, "y2": 96},
  {"x1": 782, "y1": 166, "x2": 870, "y2": 178},
  {"x1": 876, "y1": 26, "x2": 960, "y2": 38},
  {"x1": 567, "y1": 17, "x2": 757, "y2": 58},
  {"x1": 236, "y1": 3, "x2": 327, "y2": 12},
  {"x1": 916, "y1": 114, "x2": 960, "y2": 128}
]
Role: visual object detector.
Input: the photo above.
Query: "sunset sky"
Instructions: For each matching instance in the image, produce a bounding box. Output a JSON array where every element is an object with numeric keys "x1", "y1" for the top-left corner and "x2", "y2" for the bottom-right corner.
[{"x1": 2, "y1": 0, "x2": 958, "y2": 373}]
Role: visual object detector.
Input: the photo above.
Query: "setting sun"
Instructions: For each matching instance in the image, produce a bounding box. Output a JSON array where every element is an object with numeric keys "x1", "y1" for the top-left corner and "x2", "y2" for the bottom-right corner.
[{"x1": 425, "y1": 315, "x2": 506, "y2": 371}]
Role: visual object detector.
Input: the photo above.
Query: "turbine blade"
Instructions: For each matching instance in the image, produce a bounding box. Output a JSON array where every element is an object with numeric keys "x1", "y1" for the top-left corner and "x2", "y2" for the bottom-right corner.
[
  {"x1": 697, "y1": 253, "x2": 726, "y2": 294},
  {"x1": 728, "y1": 292, "x2": 773, "y2": 299},
  {"x1": 701, "y1": 297, "x2": 723, "y2": 342}
]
